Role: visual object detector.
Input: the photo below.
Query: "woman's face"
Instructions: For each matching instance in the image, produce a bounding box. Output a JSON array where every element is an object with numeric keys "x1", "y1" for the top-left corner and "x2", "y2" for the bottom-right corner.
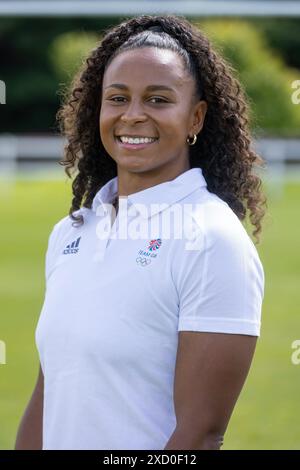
[{"x1": 100, "y1": 47, "x2": 207, "y2": 176}]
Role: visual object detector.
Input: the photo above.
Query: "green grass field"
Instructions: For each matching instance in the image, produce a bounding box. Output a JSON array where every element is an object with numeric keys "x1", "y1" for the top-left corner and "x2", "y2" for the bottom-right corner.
[{"x1": 0, "y1": 176, "x2": 299, "y2": 450}]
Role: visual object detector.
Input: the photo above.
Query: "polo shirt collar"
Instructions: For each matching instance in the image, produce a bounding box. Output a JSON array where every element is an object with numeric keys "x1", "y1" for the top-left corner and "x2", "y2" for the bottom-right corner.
[{"x1": 92, "y1": 167, "x2": 207, "y2": 219}]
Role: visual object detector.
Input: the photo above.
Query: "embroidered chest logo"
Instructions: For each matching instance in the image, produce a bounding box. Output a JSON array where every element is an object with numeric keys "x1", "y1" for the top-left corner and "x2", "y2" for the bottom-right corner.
[
  {"x1": 148, "y1": 238, "x2": 162, "y2": 251},
  {"x1": 63, "y1": 237, "x2": 81, "y2": 255},
  {"x1": 136, "y1": 238, "x2": 162, "y2": 267}
]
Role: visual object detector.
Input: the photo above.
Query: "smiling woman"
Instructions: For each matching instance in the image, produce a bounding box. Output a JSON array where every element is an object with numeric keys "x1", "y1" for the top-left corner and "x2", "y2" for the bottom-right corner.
[
  {"x1": 56, "y1": 16, "x2": 266, "y2": 242},
  {"x1": 99, "y1": 45, "x2": 207, "y2": 187},
  {"x1": 15, "y1": 15, "x2": 266, "y2": 450}
]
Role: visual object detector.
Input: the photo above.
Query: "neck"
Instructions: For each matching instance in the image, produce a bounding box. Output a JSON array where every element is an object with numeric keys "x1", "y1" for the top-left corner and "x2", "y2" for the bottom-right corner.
[{"x1": 116, "y1": 161, "x2": 191, "y2": 197}]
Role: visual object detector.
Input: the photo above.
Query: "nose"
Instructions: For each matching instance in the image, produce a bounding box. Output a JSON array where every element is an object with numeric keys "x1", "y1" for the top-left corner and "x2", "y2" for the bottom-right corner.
[{"x1": 120, "y1": 99, "x2": 147, "y2": 124}]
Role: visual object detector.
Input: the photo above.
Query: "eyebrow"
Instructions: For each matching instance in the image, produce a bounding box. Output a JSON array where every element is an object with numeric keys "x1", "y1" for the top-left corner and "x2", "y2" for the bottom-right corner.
[{"x1": 104, "y1": 83, "x2": 176, "y2": 93}]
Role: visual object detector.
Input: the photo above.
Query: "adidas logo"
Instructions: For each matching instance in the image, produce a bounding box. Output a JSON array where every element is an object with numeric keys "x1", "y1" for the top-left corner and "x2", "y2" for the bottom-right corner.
[{"x1": 63, "y1": 237, "x2": 81, "y2": 255}]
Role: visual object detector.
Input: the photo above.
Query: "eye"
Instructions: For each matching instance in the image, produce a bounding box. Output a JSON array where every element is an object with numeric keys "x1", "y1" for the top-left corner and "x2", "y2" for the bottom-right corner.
[
  {"x1": 107, "y1": 96, "x2": 168, "y2": 103},
  {"x1": 148, "y1": 97, "x2": 168, "y2": 103},
  {"x1": 108, "y1": 96, "x2": 126, "y2": 102}
]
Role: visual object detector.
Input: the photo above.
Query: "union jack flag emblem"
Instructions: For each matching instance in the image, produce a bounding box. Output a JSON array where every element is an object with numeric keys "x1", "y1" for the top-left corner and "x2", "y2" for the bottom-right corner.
[{"x1": 148, "y1": 238, "x2": 162, "y2": 251}]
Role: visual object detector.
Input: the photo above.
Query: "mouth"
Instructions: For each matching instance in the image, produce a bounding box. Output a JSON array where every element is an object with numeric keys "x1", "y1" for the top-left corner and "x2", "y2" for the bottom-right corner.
[{"x1": 115, "y1": 136, "x2": 159, "y2": 151}]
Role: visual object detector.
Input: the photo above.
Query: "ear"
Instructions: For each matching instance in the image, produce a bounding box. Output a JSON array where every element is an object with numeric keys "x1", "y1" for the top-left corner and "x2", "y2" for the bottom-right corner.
[{"x1": 189, "y1": 100, "x2": 207, "y2": 136}]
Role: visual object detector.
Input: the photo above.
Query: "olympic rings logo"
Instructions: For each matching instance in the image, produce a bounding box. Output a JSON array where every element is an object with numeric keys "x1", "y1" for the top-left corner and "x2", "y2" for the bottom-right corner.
[{"x1": 136, "y1": 256, "x2": 151, "y2": 267}]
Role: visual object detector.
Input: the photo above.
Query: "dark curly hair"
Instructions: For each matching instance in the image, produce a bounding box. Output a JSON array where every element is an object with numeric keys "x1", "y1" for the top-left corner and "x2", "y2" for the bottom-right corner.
[{"x1": 56, "y1": 14, "x2": 267, "y2": 243}]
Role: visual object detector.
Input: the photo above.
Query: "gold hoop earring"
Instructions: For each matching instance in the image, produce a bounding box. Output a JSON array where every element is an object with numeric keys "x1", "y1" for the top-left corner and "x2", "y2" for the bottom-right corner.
[{"x1": 186, "y1": 134, "x2": 197, "y2": 146}]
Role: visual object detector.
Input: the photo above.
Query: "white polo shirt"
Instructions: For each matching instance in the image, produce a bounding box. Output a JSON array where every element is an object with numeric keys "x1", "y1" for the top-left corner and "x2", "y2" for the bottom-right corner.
[{"x1": 35, "y1": 167, "x2": 264, "y2": 450}]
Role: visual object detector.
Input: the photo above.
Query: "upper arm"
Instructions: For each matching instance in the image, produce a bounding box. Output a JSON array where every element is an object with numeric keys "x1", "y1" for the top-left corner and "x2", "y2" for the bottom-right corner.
[
  {"x1": 173, "y1": 331, "x2": 257, "y2": 446},
  {"x1": 32, "y1": 364, "x2": 44, "y2": 403},
  {"x1": 30, "y1": 364, "x2": 44, "y2": 428},
  {"x1": 171, "y1": 206, "x2": 264, "y2": 447},
  {"x1": 36, "y1": 364, "x2": 44, "y2": 391},
  {"x1": 15, "y1": 364, "x2": 44, "y2": 449}
]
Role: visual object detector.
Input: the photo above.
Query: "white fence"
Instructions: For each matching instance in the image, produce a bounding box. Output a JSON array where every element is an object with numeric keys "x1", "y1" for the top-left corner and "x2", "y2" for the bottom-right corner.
[
  {"x1": 0, "y1": 134, "x2": 300, "y2": 181},
  {"x1": 0, "y1": 134, "x2": 64, "y2": 178},
  {"x1": 1, "y1": 1, "x2": 300, "y2": 18}
]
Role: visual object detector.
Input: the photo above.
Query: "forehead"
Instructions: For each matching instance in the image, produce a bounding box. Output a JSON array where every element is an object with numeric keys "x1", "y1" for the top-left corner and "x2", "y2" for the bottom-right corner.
[{"x1": 103, "y1": 47, "x2": 192, "y2": 90}]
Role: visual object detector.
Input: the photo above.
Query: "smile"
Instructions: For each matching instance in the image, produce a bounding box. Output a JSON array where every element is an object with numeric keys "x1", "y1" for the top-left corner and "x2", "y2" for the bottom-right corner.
[
  {"x1": 119, "y1": 136, "x2": 157, "y2": 144},
  {"x1": 115, "y1": 136, "x2": 159, "y2": 150}
]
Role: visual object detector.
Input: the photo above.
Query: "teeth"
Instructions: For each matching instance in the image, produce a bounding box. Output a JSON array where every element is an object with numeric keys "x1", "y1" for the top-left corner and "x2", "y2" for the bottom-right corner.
[{"x1": 119, "y1": 136, "x2": 157, "y2": 144}]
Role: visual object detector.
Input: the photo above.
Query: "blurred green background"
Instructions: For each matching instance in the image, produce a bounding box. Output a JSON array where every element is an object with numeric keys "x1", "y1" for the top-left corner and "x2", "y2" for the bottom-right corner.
[
  {"x1": 1, "y1": 12, "x2": 300, "y2": 450},
  {"x1": 0, "y1": 177, "x2": 299, "y2": 450},
  {"x1": 0, "y1": 16, "x2": 300, "y2": 135}
]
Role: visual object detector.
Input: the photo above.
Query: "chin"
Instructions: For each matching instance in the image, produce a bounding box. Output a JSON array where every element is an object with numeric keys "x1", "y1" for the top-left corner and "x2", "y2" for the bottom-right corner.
[
  {"x1": 116, "y1": 156, "x2": 153, "y2": 171},
  {"x1": 119, "y1": 164, "x2": 151, "y2": 174}
]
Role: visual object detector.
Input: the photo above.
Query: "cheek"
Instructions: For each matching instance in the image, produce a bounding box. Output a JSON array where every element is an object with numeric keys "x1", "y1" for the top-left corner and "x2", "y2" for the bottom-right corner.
[
  {"x1": 99, "y1": 113, "x2": 114, "y2": 140},
  {"x1": 162, "y1": 124, "x2": 184, "y2": 142},
  {"x1": 160, "y1": 111, "x2": 188, "y2": 133}
]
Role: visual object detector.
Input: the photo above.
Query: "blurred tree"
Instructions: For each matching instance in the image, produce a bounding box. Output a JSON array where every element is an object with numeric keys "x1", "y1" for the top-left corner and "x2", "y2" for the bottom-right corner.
[
  {"x1": 49, "y1": 30, "x2": 100, "y2": 84},
  {"x1": 0, "y1": 17, "x2": 299, "y2": 136},
  {"x1": 255, "y1": 19, "x2": 300, "y2": 70},
  {"x1": 196, "y1": 19, "x2": 300, "y2": 136},
  {"x1": 0, "y1": 17, "x2": 118, "y2": 133}
]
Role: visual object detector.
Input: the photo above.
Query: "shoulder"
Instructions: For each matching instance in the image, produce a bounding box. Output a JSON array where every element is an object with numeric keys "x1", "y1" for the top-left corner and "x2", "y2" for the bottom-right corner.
[
  {"x1": 175, "y1": 189, "x2": 264, "y2": 337},
  {"x1": 47, "y1": 207, "x2": 90, "y2": 251},
  {"x1": 186, "y1": 187, "x2": 256, "y2": 253},
  {"x1": 179, "y1": 187, "x2": 264, "y2": 289},
  {"x1": 44, "y1": 208, "x2": 91, "y2": 281}
]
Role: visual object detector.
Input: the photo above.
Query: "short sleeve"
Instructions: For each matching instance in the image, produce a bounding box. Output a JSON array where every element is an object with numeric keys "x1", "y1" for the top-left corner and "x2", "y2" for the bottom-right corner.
[
  {"x1": 44, "y1": 216, "x2": 69, "y2": 284},
  {"x1": 44, "y1": 210, "x2": 86, "y2": 285},
  {"x1": 175, "y1": 207, "x2": 265, "y2": 337},
  {"x1": 45, "y1": 224, "x2": 59, "y2": 284}
]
